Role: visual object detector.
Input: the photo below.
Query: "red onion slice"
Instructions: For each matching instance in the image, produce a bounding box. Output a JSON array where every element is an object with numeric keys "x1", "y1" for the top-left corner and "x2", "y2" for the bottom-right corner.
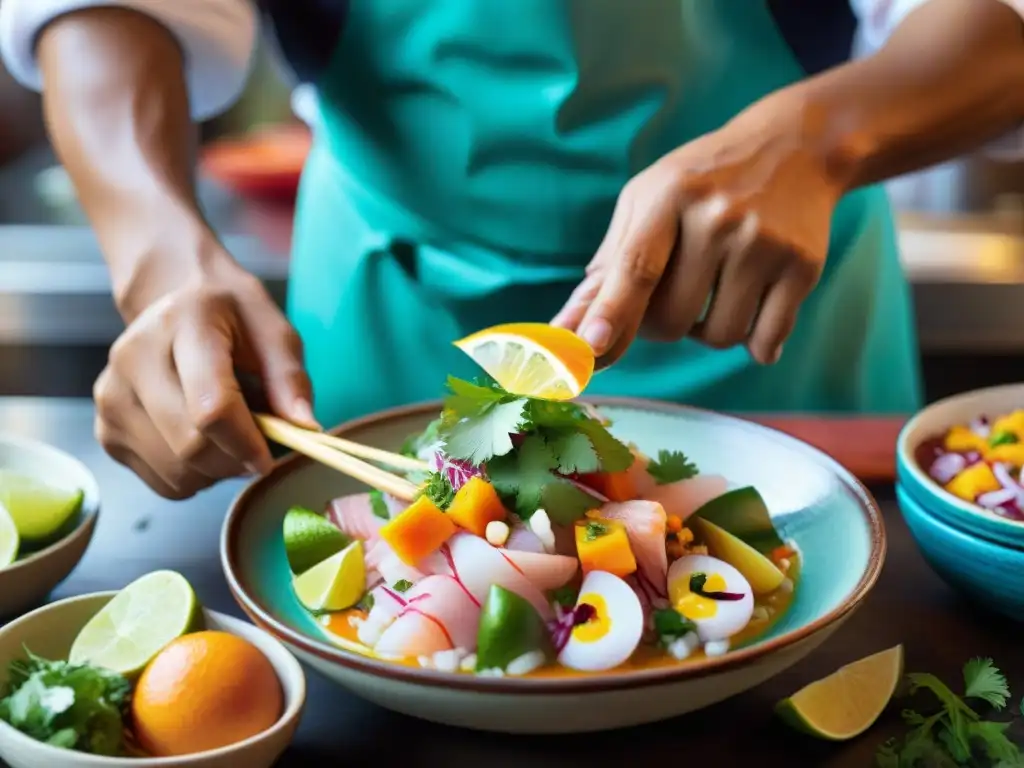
[
  {"x1": 928, "y1": 452, "x2": 967, "y2": 484},
  {"x1": 977, "y1": 488, "x2": 1018, "y2": 509},
  {"x1": 968, "y1": 416, "x2": 991, "y2": 439}
]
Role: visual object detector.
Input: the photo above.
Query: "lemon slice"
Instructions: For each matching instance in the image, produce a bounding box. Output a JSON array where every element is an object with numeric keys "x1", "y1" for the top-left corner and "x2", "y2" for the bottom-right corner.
[
  {"x1": 0, "y1": 503, "x2": 19, "y2": 568},
  {"x1": 775, "y1": 645, "x2": 904, "y2": 740},
  {"x1": 293, "y1": 540, "x2": 365, "y2": 612},
  {"x1": 454, "y1": 323, "x2": 595, "y2": 400}
]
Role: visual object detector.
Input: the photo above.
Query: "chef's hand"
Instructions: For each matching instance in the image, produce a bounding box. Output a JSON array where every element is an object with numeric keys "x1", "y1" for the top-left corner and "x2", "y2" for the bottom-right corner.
[
  {"x1": 94, "y1": 248, "x2": 318, "y2": 500},
  {"x1": 553, "y1": 93, "x2": 843, "y2": 367}
]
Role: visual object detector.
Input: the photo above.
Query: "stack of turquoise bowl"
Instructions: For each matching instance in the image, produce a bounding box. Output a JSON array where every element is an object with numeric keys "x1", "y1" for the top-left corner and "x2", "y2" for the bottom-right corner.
[{"x1": 897, "y1": 384, "x2": 1024, "y2": 622}]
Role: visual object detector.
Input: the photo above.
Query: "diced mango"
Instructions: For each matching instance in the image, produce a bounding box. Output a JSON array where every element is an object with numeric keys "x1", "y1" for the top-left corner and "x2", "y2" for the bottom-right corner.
[
  {"x1": 379, "y1": 496, "x2": 457, "y2": 565},
  {"x1": 574, "y1": 517, "x2": 637, "y2": 578},
  {"x1": 991, "y1": 410, "x2": 1024, "y2": 439},
  {"x1": 943, "y1": 425, "x2": 987, "y2": 454},
  {"x1": 446, "y1": 477, "x2": 507, "y2": 537},
  {"x1": 985, "y1": 442, "x2": 1024, "y2": 466},
  {"x1": 944, "y1": 462, "x2": 1001, "y2": 502}
]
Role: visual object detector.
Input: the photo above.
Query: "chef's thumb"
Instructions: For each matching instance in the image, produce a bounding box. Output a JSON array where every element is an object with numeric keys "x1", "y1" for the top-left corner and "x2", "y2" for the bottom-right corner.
[
  {"x1": 251, "y1": 324, "x2": 320, "y2": 431},
  {"x1": 577, "y1": 228, "x2": 672, "y2": 365}
]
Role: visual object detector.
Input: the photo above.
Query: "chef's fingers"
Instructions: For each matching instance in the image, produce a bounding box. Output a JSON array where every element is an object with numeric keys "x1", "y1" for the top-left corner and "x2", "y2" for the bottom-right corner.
[
  {"x1": 172, "y1": 301, "x2": 276, "y2": 475},
  {"x1": 576, "y1": 197, "x2": 676, "y2": 364},
  {"x1": 233, "y1": 285, "x2": 319, "y2": 431},
  {"x1": 747, "y1": 262, "x2": 818, "y2": 365},
  {"x1": 551, "y1": 272, "x2": 603, "y2": 332}
]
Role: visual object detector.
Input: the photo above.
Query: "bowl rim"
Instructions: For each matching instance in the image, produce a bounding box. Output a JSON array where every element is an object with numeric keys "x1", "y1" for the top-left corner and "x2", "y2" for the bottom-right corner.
[
  {"x1": 0, "y1": 434, "x2": 101, "y2": 576},
  {"x1": 222, "y1": 397, "x2": 886, "y2": 694},
  {"x1": 896, "y1": 384, "x2": 1024, "y2": 541},
  {"x1": 0, "y1": 591, "x2": 306, "y2": 765}
]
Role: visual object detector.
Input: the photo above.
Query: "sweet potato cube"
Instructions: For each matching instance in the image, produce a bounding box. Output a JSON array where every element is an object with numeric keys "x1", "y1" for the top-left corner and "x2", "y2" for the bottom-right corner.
[
  {"x1": 379, "y1": 496, "x2": 457, "y2": 565},
  {"x1": 446, "y1": 477, "x2": 507, "y2": 537},
  {"x1": 574, "y1": 517, "x2": 637, "y2": 578},
  {"x1": 944, "y1": 462, "x2": 1000, "y2": 502}
]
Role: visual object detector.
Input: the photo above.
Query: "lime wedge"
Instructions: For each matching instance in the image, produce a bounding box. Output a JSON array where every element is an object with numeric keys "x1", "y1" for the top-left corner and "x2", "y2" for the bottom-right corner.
[
  {"x1": 283, "y1": 506, "x2": 350, "y2": 575},
  {"x1": 0, "y1": 503, "x2": 19, "y2": 568},
  {"x1": 775, "y1": 645, "x2": 904, "y2": 740},
  {"x1": 0, "y1": 470, "x2": 84, "y2": 546},
  {"x1": 69, "y1": 570, "x2": 200, "y2": 676},
  {"x1": 293, "y1": 540, "x2": 365, "y2": 612}
]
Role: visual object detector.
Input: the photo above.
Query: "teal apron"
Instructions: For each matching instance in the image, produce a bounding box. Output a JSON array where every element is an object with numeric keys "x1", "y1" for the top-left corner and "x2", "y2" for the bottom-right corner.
[{"x1": 286, "y1": 0, "x2": 924, "y2": 428}]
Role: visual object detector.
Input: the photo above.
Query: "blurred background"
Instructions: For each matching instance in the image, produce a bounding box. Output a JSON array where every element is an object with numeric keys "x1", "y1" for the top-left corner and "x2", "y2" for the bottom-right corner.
[{"x1": 2, "y1": 11, "x2": 1024, "y2": 404}]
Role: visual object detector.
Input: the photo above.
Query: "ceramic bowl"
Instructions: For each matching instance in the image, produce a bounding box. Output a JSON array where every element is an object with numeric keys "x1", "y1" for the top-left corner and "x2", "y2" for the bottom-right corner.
[
  {"x1": 897, "y1": 383, "x2": 1024, "y2": 549},
  {"x1": 0, "y1": 592, "x2": 306, "y2": 768},
  {"x1": 222, "y1": 399, "x2": 886, "y2": 734},
  {"x1": 896, "y1": 486, "x2": 1024, "y2": 621},
  {"x1": 0, "y1": 435, "x2": 100, "y2": 618}
]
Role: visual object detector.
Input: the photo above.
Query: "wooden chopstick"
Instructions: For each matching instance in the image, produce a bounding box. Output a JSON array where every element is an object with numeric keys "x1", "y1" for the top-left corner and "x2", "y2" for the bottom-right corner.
[
  {"x1": 301, "y1": 430, "x2": 431, "y2": 474},
  {"x1": 255, "y1": 414, "x2": 421, "y2": 501}
]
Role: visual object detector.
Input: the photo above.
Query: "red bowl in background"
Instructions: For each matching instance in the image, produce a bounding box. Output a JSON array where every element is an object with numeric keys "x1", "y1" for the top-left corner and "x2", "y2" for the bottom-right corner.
[{"x1": 201, "y1": 124, "x2": 312, "y2": 200}]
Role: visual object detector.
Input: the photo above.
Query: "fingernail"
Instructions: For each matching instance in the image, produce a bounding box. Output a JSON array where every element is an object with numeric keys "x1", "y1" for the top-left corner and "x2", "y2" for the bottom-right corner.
[
  {"x1": 244, "y1": 461, "x2": 264, "y2": 476},
  {"x1": 769, "y1": 345, "x2": 783, "y2": 364},
  {"x1": 294, "y1": 399, "x2": 321, "y2": 430},
  {"x1": 580, "y1": 318, "x2": 613, "y2": 354}
]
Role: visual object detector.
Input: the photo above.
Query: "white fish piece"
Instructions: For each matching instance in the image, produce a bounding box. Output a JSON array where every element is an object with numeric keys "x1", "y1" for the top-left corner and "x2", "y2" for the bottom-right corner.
[
  {"x1": 327, "y1": 493, "x2": 385, "y2": 542},
  {"x1": 599, "y1": 501, "x2": 669, "y2": 596},
  {"x1": 646, "y1": 474, "x2": 729, "y2": 522},
  {"x1": 373, "y1": 575, "x2": 480, "y2": 656},
  {"x1": 500, "y1": 550, "x2": 578, "y2": 591}
]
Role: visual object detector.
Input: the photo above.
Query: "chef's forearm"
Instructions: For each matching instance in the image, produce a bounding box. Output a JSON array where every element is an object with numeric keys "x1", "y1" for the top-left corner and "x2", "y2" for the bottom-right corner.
[
  {"x1": 37, "y1": 8, "x2": 222, "y2": 320},
  {"x1": 788, "y1": 0, "x2": 1024, "y2": 192}
]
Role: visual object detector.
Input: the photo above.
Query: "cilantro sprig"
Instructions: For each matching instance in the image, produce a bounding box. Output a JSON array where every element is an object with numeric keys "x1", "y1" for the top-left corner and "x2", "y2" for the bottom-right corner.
[
  {"x1": 876, "y1": 658, "x2": 1023, "y2": 767},
  {"x1": 0, "y1": 649, "x2": 132, "y2": 756},
  {"x1": 436, "y1": 376, "x2": 635, "y2": 521},
  {"x1": 646, "y1": 449, "x2": 699, "y2": 484}
]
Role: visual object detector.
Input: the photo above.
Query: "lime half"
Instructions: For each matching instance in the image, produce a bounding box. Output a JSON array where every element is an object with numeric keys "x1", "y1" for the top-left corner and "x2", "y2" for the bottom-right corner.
[
  {"x1": 0, "y1": 503, "x2": 19, "y2": 568},
  {"x1": 775, "y1": 645, "x2": 904, "y2": 740},
  {"x1": 293, "y1": 540, "x2": 365, "y2": 612},
  {"x1": 283, "y1": 506, "x2": 350, "y2": 575},
  {"x1": 0, "y1": 470, "x2": 84, "y2": 546},
  {"x1": 69, "y1": 570, "x2": 200, "y2": 676}
]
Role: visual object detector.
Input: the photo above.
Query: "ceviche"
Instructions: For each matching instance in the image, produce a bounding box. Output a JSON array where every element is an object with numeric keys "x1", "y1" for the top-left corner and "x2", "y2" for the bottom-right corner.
[
  {"x1": 280, "y1": 324, "x2": 798, "y2": 678},
  {"x1": 918, "y1": 411, "x2": 1024, "y2": 523}
]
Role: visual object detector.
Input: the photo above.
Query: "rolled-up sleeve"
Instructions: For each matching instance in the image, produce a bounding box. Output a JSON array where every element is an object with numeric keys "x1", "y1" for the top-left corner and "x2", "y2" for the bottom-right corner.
[
  {"x1": 0, "y1": 0, "x2": 258, "y2": 120},
  {"x1": 851, "y1": 0, "x2": 1024, "y2": 52}
]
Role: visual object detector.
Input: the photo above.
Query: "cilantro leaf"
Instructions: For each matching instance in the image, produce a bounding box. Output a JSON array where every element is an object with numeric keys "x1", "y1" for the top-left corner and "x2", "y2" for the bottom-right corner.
[
  {"x1": 368, "y1": 490, "x2": 390, "y2": 520},
  {"x1": 0, "y1": 650, "x2": 131, "y2": 756},
  {"x1": 547, "y1": 429, "x2": 600, "y2": 475},
  {"x1": 392, "y1": 579, "x2": 413, "y2": 593},
  {"x1": 420, "y1": 472, "x2": 456, "y2": 509},
  {"x1": 487, "y1": 434, "x2": 599, "y2": 523},
  {"x1": 964, "y1": 658, "x2": 1011, "y2": 710},
  {"x1": 646, "y1": 450, "x2": 699, "y2": 484},
  {"x1": 442, "y1": 398, "x2": 527, "y2": 464},
  {"x1": 652, "y1": 609, "x2": 696, "y2": 642},
  {"x1": 525, "y1": 400, "x2": 633, "y2": 472},
  {"x1": 400, "y1": 418, "x2": 442, "y2": 458}
]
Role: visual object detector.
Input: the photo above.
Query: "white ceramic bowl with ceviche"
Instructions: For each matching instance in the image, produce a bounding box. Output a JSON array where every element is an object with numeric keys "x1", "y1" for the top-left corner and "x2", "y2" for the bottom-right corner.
[
  {"x1": 223, "y1": 324, "x2": 885, "y2": 733},
  {"x1": 0, "y1": 571, "x2": 305, "y2": 768},
  {"x1": 0, "y1": 434, "x2": 100, "y2": 617}
]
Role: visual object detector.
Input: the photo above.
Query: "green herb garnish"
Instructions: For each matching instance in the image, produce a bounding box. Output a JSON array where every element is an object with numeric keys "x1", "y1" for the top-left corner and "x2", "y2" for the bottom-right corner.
[
  {"x1": 0, "y1": 649, "x2": 131, "y2": 756},
  {"x1": 688, "y1": 572, "x2": 744, "y2": 601},
  {"x1": 550, "y1": 585, "x2": 578, "y2": 609},
  {"x1": 356, "y1": 592, "x2": 375, "y2": 612},
  {"x1": 369, "y1": 490, "x2": 390, "y2": 520},
  {"x1": 420, "y1": 472, "x2": 456, "y2": 510},
  {"x1": 392, "y1": 579, "x2": 413, "y2": 593},
  {"x1": 989, "y1": 430, "x2": 1019, "y2": 448},
  {"x1": 876, "y1": 657, "x2": 1022, "y2": 766},
  {"x1": 400, "y1": 418, "x2": 442, "y2": 458},
  {"x1": 647, "y1": 449, "x2": 699, "y2": 485},
  {"x1": 584, "y1": 521, "x2": 609, "y2": 541},
  {"x1": 653, "y1": 609, "x2": 697, "y2": 642}
]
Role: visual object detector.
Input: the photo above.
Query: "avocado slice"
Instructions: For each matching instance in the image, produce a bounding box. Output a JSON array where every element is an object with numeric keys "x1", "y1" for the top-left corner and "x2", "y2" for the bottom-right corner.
[
  {"x1": 475, "y1": 585, "x2": 551, "y2": 673},
  {"x1": 690, "y1": 486, "x2": 785, "y2": 554},
  {"x1": 689, "y1": 517, "x2": 786, "y2": 594}
]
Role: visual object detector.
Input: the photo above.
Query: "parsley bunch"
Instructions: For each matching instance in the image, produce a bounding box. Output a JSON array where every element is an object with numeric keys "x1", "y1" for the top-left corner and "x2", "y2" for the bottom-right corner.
[
  {"x1": 877, "y1": 658, "x2": 1023, "y2": 767},
  {"x1": 0, "y1": 648, "x2": 132, "y2": 756},
  {"x1": 436, "y1": 376, "x2": 634, "y2": 522}
]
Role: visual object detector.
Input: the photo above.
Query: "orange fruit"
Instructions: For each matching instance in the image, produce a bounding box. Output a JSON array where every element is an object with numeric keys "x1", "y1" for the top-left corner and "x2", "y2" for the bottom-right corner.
[
  {"x1": 453, "y1": 322, "x2": 596, "y2": 400},
  {"x1": 131, "y1": 631, "x2": 283, "y2": 757}
]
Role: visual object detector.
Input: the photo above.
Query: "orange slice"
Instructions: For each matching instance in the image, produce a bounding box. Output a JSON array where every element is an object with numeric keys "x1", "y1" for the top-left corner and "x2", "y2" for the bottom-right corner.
[{"x1": 453, "y1": 323, "x2": 595, "y2": 400}]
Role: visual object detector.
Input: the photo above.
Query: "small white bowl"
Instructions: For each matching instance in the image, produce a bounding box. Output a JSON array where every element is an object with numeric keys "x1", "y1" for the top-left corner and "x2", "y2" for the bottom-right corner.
[
  {"x1": 0, "y1": 593, "x2": 306, "y2": 768},
  {"x1": 0, "y1": 435, "x2": 100, "y2": 617}
]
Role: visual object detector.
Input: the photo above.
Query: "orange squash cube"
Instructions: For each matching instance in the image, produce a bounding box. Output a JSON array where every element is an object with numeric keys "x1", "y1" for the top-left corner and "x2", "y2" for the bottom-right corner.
[
  {"x1": 379, "y1": 496, "x2": 457, "y2": 565},
  {"x1": 574, "y1": 516, "x2": 637, "y2": 578},
  {"x1": 446, "y1": 477, "x2": 507, "y2": 537},
  {"x1": 944, "y1": 462, "x2": 1000, "y2": 502}
]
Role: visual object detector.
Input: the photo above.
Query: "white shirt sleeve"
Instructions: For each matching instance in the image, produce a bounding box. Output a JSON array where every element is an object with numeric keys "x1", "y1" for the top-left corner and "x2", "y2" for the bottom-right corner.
[
  {"x1": 850, "y1": 0, "x2": 1024, "y2": 53},
  {"x1": 0, "y1": 0, "x2": 258, "y2": 120}
]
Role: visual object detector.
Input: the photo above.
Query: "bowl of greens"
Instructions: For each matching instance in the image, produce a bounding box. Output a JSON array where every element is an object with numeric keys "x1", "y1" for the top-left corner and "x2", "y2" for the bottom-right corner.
[
  {"x1": 0, "y1": 434, "x2": 99, "y2": 618},
  {"x1": 0, "y1": 571, "x2": 305, "y2": 767}
]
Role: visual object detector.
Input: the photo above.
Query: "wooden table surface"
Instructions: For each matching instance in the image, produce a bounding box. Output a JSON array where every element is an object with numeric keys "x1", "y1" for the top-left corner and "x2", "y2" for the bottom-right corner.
[{"x1": 0, "y1": 399, "x2": 1018, "y2": 767}]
